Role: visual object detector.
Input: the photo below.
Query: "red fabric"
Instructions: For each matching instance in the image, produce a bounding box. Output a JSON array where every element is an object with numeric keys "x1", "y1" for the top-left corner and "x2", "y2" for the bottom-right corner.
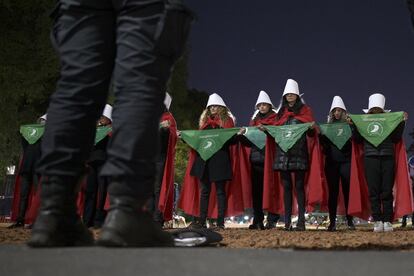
[
  {"x1": 22, "y1": 176, "x2": 87, "y2": 224},
  {"x1": 263, "y1": 105, "x2": 328, "y2": 214},
  {"x1": 200, "y1": 114, "x2": 233, "y2": 130},
  {"x1": 178, "y1": 117, "x2": 246, "y2": 218},
  {"x1": 249, "y1": 112, "x2": 277, "y2": 126},
  {"x1": 275, "y1": 105, "x2": 315, "y2": 126},
  {"x1": 348, "y1": 140, "x2": 414, "y2": 220},
  {"x1": 158, "y1": 112, "x2": 178, "y2": 221}
]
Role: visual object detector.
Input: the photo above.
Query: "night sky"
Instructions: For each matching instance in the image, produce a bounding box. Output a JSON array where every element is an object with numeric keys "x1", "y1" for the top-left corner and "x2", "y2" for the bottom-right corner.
[{"x1": 185, "y1": 0, "x2": 414, "y2": 144}]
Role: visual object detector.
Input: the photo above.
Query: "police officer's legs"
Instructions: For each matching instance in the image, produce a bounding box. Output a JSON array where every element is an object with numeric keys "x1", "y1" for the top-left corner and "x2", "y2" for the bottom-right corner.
[
  {"x1": 29, "y1": 0, "x2": 115, "y2": 247},
  {"x1": 97, "y1": 0, "x2": 190, "y2": 246}
]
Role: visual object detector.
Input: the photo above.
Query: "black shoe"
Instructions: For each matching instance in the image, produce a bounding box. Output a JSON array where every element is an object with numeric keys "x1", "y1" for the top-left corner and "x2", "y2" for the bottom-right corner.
[
  {"x1": 401, "y1": 220, "x2": 407, "y2": 228},
  {"x1": 248, "y1": 222, "x2": 265, "y2": 230},
  {"x1": 327, "y1": 223, "x2": 336, "y2": 232},
  {"x1": 28, "y1": 213, "x2": 93, "y2": 247},
  {"x1": 284, "y1": 223, "x2": 293, "y2": 231},
  {"x1": 347, "y1": 221, "x2": 356, "y2": 231},
  {"x1": 8, "y1": 221, "x2": 24, "y2": 229},
  {"x1": 264, "y1": 221, "x2": 277, "y2": 229},
  {"x1": 294, "y1": 222, "x2": 306, "y2": 231},
  {"x1": 97, "y1": 208, "x2": 173, "y2": 247},
  {"x1": 27, "y1": 176, "x2": 93, "y2": 247}
]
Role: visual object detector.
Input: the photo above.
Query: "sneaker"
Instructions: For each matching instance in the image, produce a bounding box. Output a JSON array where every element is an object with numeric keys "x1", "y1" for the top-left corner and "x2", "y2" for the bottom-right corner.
[
  {"x1": 383, "y1": 222, "x2": 393, "y2": 232},
  {"x1": 373, "y1": 221, "x2": 384, "y2": 232}
]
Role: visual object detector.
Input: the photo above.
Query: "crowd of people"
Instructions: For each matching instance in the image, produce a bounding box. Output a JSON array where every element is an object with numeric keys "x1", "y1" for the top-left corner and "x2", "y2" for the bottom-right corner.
[
  {"x1": 11, "y1": 78, "x2": 414, "y2": 236},
  {"x1": 5, "y1": 0, "x2": 414, "y2": 248}
]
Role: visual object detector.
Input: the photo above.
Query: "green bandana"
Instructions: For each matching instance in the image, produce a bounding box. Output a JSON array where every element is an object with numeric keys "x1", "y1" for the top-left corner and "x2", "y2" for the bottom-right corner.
[
  {"x1": 95, "y1": 126, "x2": 112, "y2": 145},
  {"x1": 265, "y1": 123, "x2": 312, "y2": 152},
  {"x1": 20, "y1": 124, "x2": 45, "y2": 144},
  {"x1": 244, "y1": 127, "x2": 267, "y2": 149},
  {"x1": 319, "y1": 123, "x2": 352, "y2": 150},
  {"x1": 181, "y1": 128, "x2": 239, "y2": 161},
  {"x1": 349, "y1": 112, "x2": 404, "y2": 147}
]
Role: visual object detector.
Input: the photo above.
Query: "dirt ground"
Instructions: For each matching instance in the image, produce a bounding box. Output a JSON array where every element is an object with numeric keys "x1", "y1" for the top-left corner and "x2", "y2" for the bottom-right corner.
[{"x1": 1, "y1": 223, "x2": 414, "y2": 250}]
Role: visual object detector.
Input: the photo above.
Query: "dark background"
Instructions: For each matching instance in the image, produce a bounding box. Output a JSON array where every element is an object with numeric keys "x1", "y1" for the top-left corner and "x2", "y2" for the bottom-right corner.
[{"x1": 185, "y1": 0, "x2": 414, "y2": 143}]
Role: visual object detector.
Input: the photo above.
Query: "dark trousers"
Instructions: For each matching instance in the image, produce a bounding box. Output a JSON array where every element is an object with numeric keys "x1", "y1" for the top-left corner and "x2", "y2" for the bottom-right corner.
[
  {"x1": 251, "y1": 165, "x2": 279, "y2": 224},
  {"x1": 16, "y1": 174, "x2": 36, "y2": 223},
  {"x1": 280, "y1": 171, "x2": 306, "y2": 225},
  {"x1": 83, "y1": 162, "x2": 108, "y2": 227},
  {"x1": 199, "y1": 180, "x2": 226, "y2": 226},
  {"x1": 325, "y1": 161, "x2": 353, "y2": 223},
  {"x1": 364, "y1": 156, "x2": 395, "y2": 222},
  {"x1": 147, "y1": 159, "x2": 166, "y2": 223},
  {"x1": 37, "y1": 0, "x2": 186, "y2": 201}
]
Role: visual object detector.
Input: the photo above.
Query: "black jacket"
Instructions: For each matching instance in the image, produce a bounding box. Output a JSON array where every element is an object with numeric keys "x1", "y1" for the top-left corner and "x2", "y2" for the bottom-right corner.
[
  {"x1": 190, "y1": 126, "x2": 236, "y2": 182},
  {"x1": 320, "y1": 122, "x2": 352, "y2": 163},
  {"x1": 354, "y1": 121, "x2": 405, "y2": 157},
  {"x1": 273, "y1": 117, "x2": 310, "y2": 171}
]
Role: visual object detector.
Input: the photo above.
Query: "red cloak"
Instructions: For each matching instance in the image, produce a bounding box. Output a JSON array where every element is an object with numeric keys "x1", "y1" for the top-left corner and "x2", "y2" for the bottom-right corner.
[
  {"x1": 348, "y1": 140, "x2": 414, "y2": 220},
  {"x1": 157, "y1": 112, "x2": 178, "y2": 221},
  {"x1": 178, "y1": 117, "x2": 245, "y2": 218},
  {"x1": 262, "y1": 105, "x2": 328, "y2": 214}
]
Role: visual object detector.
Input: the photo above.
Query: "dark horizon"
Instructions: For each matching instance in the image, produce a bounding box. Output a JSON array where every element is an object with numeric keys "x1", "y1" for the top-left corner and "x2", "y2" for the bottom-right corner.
[{"x1": 185, "y1": 0, "x2": 414, "y2": 148}]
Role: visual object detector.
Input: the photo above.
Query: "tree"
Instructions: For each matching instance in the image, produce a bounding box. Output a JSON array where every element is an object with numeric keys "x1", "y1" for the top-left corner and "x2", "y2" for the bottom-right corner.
[{"x1": 0, "y1": 1, "x2": 58, "y2": 179}]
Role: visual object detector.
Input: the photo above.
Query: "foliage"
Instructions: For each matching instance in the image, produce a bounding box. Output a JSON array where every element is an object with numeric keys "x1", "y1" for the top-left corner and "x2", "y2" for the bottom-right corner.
[
  {"x1": 0, "y1": 0, "x2": 58, "y2": 178},
  {"x1": 0, "y1": 2, "x2": 208, "y2": 186}
]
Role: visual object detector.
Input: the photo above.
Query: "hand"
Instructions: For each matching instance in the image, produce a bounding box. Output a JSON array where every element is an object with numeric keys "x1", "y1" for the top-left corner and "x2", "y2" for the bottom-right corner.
[
  {"x1": 404, "y1": 112, "x2": 408, "y2": 121},
  {"x1": 176, "y1": 130, "x2": 181, "y2": 138},
  {"x1": 346, "y1": 116, "x2": 353, "y2": 125},
  {"x1": 309, "y1": 121, "x2": 315, "y2": 129},
  {"x1": 238, "y1": 127, "x2": 246, "y2": 135},
  {"x1": 160, "y1": 120, "x2": 170, "y2": 128},
  {"x1": 257, "y1": 124, "x2": 266, "y2": 131}
]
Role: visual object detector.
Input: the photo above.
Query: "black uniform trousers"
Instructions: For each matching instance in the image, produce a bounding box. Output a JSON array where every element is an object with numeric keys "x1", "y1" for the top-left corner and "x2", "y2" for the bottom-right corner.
[
  {"x1": 280, "y1": 171, "x2": 306, "y2": 225},
  {"x1": 37, "y1": 0, "x2": 189, "y2": 201},
  {"x1": 364, "y1": 156, "x2": 395, "y2": 222},
  {"x1": 325, "y1": 161, "x2": 352, "y2": 223}
]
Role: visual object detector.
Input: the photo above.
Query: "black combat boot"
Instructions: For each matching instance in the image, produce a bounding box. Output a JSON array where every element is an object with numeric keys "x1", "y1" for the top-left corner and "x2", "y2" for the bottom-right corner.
[
  {"x1": 97, "y1": 195, "x2": 173, "y2": 247},
  {"x1": 28, "y1": 176, "x2": 93, "y2": 247}
]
